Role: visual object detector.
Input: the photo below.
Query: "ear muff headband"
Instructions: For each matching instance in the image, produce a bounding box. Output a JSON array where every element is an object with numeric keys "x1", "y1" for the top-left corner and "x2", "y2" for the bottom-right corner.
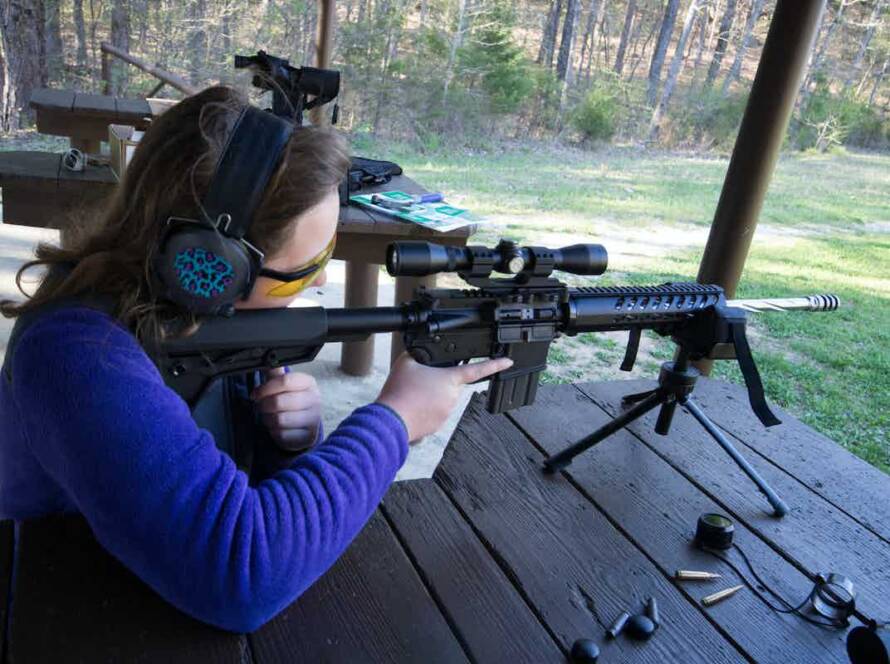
[
  {"x1": 154, "y1": 105, "x2": 295, "y2": 316},
  {"x1": 202, "y1": 106, "x2": 294, "y2": 238}
]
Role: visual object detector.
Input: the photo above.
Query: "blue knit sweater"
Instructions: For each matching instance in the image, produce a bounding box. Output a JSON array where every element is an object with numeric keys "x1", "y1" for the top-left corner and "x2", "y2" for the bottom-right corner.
[{"x1": 0, "y1": 307, "x2": 409, "y2": 632}]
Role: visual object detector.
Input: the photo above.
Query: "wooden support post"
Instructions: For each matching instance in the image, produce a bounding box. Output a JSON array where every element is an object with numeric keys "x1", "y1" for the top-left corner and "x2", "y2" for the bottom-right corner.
[
  {"x1": 310, "y1": 0, "x2": 336, "y2": 127},
  {"x1": 694, "y1": 0, "x2": 826, "y2": 374},
  {"x1": 340, "y1": 261, "x2": 380, "y2": 376},
  {"x1": 391, "y1": 275, "x2": 436, "y2": 366}
]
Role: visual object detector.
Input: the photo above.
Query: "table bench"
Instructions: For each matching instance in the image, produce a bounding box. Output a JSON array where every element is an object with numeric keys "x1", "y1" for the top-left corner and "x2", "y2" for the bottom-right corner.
[
  {"x1": 0, "y1": 151, "x2": 477, "y2": 373},
  {"x1": 28, "y1": 88, "x2": 171, "y2": 154},
  {"x1": 2, "y1": 378, "x2": 886, "y2": 662}
]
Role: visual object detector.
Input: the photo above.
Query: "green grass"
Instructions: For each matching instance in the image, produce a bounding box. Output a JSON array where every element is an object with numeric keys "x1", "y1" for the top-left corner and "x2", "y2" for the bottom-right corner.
[{"x1": 365, "y1": 138, "x2": 889, "y2": 472}]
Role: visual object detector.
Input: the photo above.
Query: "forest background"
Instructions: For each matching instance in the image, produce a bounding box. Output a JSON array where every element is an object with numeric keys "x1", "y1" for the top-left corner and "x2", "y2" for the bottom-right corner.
[{"x1": 0, "y1": 0, "x2": 888, "y2": 473}]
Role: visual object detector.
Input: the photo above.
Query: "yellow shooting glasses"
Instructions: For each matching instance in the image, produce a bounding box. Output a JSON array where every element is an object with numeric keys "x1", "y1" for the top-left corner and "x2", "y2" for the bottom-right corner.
[{"x1": 260, "y1": 235, "x2": 336, "y2": 297}]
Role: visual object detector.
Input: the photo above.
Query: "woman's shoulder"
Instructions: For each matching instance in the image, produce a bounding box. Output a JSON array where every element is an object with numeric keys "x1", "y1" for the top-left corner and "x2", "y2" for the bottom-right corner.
[{"x1": 10, "y1": 300, "x2": 151, "y2": 378}]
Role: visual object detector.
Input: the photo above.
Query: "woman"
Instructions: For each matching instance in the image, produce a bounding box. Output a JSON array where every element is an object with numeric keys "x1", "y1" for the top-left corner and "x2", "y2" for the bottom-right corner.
[{"x1": 0, "y1": 86, "x2": 511, "y2": 633}]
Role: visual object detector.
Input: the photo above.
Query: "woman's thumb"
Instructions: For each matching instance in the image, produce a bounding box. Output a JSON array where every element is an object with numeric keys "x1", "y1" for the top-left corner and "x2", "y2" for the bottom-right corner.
[{"x1": 457, "y1": 357, "x2": 514, "y2": 385}]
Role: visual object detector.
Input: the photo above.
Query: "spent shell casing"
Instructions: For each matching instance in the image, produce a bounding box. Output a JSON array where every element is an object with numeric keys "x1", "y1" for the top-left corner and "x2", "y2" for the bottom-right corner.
[
  {"x1": 675, "y1": 570, "x2": 722, "y2": 581},
  {"x1": 702, "y1": 585, "x2": 744, "y2": 607},
  {"x1": 646, "y1": 596, "x2": 660, "y2": 627},
  {"x1": 607, "y1": 611, "x2": 631, "y2": 638}
]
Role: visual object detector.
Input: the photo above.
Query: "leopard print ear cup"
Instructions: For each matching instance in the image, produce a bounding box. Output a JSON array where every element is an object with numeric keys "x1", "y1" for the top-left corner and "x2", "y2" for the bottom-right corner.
[{"x1": 173, "y1": 248, "x2": 236, "y2": 299}]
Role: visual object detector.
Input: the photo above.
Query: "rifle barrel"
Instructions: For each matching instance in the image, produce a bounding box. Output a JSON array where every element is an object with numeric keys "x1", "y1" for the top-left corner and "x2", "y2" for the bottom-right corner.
[{"x1": 726, "y1": 294, "x2": 839, "y2": 313}]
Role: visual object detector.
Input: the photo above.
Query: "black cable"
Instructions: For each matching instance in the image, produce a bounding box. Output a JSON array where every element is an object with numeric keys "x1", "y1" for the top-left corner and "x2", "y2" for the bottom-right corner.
[{"x1": 701, "y1": 545, "x2": 841, "y2": 629}]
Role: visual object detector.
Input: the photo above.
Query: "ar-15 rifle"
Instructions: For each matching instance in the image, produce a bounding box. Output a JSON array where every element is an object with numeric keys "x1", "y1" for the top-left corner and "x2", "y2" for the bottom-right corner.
[
  {"x1": 157, "y1": 238, "x2": 836, "y2": 418},
  {"x1": 155, "y1": 239, "x2": 838, "y2": 516}
]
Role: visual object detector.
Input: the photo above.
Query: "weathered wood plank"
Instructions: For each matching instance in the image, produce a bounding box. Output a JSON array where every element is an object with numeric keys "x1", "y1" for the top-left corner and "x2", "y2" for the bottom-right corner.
[
  {"x1": 579, "y1": 380, "x2": 890, "y2": 619},
  {"x1": 114, "y1": 97, "x2": 153, "y2": 122},
  {"x1": 0, "y1": 520, "x2": 13, "y2": 660},
  {"x1": 435, "y1": 395, "x2": 741, "y2": 663},
  {"x1": 382, "y1": 479, "x2": 563, "y2": 663},
  {"x1": 0, "y1": 152, "x2": 60, "y2": 184},
  {"x1": 691, "y1": 378, "x2": 890, "y2": 543},
  {"x1": 249, "y1": 511, "x2": 469, "y2": 664},
  {"x1": 509, "y1": 383, "x2": 847, "y2": 662},
  {"x1": 72, "y1": 92, "x2": 117, "y2": 117},
  {"x1": 8, "y1": 514, "x2": 247, "y2": 663},
  {"x1": 28, "y1": 88, "x2": 75, "y2": 111}
]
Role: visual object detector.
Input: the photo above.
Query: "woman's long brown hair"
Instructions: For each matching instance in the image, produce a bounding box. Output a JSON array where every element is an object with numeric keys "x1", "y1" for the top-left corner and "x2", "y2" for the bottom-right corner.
[{"x1": 0, "y1": 85, "x2": 350, "y2": 343}]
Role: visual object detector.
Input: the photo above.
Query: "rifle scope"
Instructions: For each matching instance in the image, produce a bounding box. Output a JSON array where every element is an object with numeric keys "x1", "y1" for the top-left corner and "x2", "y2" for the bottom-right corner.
[{"x1": 386, "y1": 239, "x2": 608, "y2": 278}]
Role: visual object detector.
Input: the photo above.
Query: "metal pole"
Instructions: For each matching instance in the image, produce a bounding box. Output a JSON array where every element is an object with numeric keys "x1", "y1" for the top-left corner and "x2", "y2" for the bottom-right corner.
[{"x1": 694, "y1": 0, "x2": 826, "y2": 374}]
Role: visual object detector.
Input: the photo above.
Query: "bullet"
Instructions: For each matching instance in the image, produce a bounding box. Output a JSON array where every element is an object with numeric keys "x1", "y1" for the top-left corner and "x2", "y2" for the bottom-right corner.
[
  {"x1": 675, "y1": 570, "x2": 722, "y2": 581},
  {"x1": 702, "y1": 585, "x2": 744, "y2": 607},
  {"x1": 606, "y1": 611, "x2": 631, "y2": 638}
]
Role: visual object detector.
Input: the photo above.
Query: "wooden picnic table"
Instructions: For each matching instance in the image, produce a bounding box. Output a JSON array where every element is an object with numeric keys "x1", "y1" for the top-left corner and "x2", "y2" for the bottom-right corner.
[
  {"x1": 2, "y1": 378, "x2": 886, "y2": 662},
  {"x1": 28, "y1": 88, "x2": 170, "y2": 154},
  {"x1": 0, "y1": 150, "x2": 476, "y2": 374}
]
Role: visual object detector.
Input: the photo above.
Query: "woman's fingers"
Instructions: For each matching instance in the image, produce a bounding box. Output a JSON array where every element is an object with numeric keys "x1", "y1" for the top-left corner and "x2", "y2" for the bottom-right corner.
[
  {"x1": 251, "y1": 370, "x2": 317, "y2": 401},
  {"x1": 455, "y1": 357, "x2": 514, "y2": 385},
  {"x1": 261, "y1": 408, "x2": 319, "y2": 431},
  {"x1": 255, "y1": 389, "x2": 321, "y2": 414}
]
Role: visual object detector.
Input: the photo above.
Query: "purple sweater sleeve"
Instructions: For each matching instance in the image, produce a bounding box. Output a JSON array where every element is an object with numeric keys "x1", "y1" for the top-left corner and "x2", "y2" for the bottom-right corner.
[{"x1": 9, "y1": 308, "x2": 408, "y2": 633}]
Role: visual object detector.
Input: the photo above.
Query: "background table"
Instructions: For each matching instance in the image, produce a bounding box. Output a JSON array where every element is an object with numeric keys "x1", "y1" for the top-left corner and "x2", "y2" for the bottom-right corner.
[
  {"x1": 0, "y1": 152, "x2": 477, "y2": 373},
  {"x1": 3, "y1": 378, "x2": 886, "y2": 662}
]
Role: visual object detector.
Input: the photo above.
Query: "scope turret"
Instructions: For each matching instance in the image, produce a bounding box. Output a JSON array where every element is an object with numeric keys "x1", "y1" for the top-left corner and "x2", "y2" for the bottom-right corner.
[{"x1": 386, "y1": 239, "x2": 608, "y2": 279}]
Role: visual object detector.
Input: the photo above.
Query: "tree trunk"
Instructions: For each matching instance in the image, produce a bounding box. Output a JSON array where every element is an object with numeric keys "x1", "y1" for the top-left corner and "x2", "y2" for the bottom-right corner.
[
  {"x1": 443, "y1": 0, "x2": 467, "y2": 98},
  {"x1": 614, "y1": 0, "x2": 637, "y2": 74},
  {"x1": 689, "y1": 0, "x2": 711, "y2": 86},
  {"x1": 109, "y1": 0, "x2": 130, "y2": 95},
  {"x1": 650, "y1": 0, "x2": 701, "y2": 138},
  {"x1": 0, "y1": 0, "x2": 46, "y2": 130},
  {"x1": 647, "y1": 0, "x2": 680, "y2": 106},
  {"x1": 843, "y1": 0, "x2": 884, "y2": 93},
  {"x1": 721, "y1": 0, "x2": 766, "y2": 95},
  {"x1": 868, "y1": 55, "x2": 889, "y2": 106},
  {"x1": 73, "y1": 0, "x2": 88, "y2": 72},
  {"x1": 704, "y1": 0, "x2": 736, "y2": 88},
  {"x1": 188, "y1": 0, "x2": 207, "y2": 86},
  {"x1": 556, "y1": 0, "x2": 579, "y2": 81},
  {"x1": 627, "y1": 3, "x2": 660, "y2": 81},
  {"x1": 577, "y1": 0, "x2": 601, "y2": 80},
  {"x1": 538, "y1": 0, "x2": 563, "y2": 68},
  {"x1": 44, "y1": 0, "x2": 62, "y2": 83}
]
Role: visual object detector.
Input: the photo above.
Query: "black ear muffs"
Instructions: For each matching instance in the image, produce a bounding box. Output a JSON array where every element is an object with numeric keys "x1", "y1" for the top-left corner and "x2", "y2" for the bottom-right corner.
[
  {"x1": 153, "y1": 216, "x2": 259, "y2": 316},
  {"x1": 151, "y1": 105, "x2": 294, "y2": 316}
]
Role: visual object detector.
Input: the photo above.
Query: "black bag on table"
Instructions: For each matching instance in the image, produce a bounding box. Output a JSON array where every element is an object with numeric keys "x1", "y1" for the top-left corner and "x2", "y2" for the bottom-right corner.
[{"x1": 339, "y1": 156, "x2": 403, "y2": 205}]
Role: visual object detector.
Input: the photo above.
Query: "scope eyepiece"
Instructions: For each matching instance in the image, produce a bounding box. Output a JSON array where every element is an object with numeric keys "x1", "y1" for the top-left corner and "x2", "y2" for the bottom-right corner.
[{"x1": 386, "y1": 239, "x2": 608, "y2": 279}]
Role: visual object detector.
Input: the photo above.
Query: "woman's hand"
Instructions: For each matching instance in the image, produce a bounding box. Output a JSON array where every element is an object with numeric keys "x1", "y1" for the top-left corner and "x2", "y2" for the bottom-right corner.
[
  {"x1": 251, "y1": 368, "x2": 323, "y2": 452},
  {"x1": 376, "y1": 353, "x2": 514, "y2": 443}
]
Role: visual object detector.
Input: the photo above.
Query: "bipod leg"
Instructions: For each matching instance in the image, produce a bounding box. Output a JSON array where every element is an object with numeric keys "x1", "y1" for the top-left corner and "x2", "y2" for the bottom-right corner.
[
  {"x1": 622, "y1": 388, "x2": 657, "y2": 405},
  {"x1": 682, "y1": 397, "x2": 789, "y2": 518},
  {"x1": 544, "y1": 390, "x2": 665, "y2": 473}
]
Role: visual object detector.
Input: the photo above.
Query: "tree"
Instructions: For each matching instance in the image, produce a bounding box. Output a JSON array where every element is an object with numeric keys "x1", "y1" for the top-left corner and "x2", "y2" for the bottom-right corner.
[
  {"x1": 650, "y1": 0, "x2": 702, "y2": 137},
  {"x1": 578, "y1": 0, "x2": 602, "y2": 80},
  {"x1": 844, "y1": 0, "x2": 886, "y2": 92},
  {"x1": 721, "y1": 0, "x2": 767, "y2": 94},
  {"x1": 614, "y1": 0, "x2": 637, "y2": 74},
  {"x1": 704, "y1": 0, "x2": 736, "y2": 88},
  {"x1": 647, "y1": 0, "x2": 681, "y2": 106},
  {"x1": 0, "y1": 0, "x2": 46, "y2": 131},
  {"x1": 108, "y1": 0, "x2": 130, "y2": 95},
  {"x1": 538, "y1": 0, "x2": 563, "y2": 69},
  {"x1": 45, "y1": 0, "x2": 62, "y2": 83},
  {"x1": 73, "y1": 0, "x2": 88, "y2": 73},
  {"x1": 556, "y1": 0, "x2": 579, "y2": 82}
]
